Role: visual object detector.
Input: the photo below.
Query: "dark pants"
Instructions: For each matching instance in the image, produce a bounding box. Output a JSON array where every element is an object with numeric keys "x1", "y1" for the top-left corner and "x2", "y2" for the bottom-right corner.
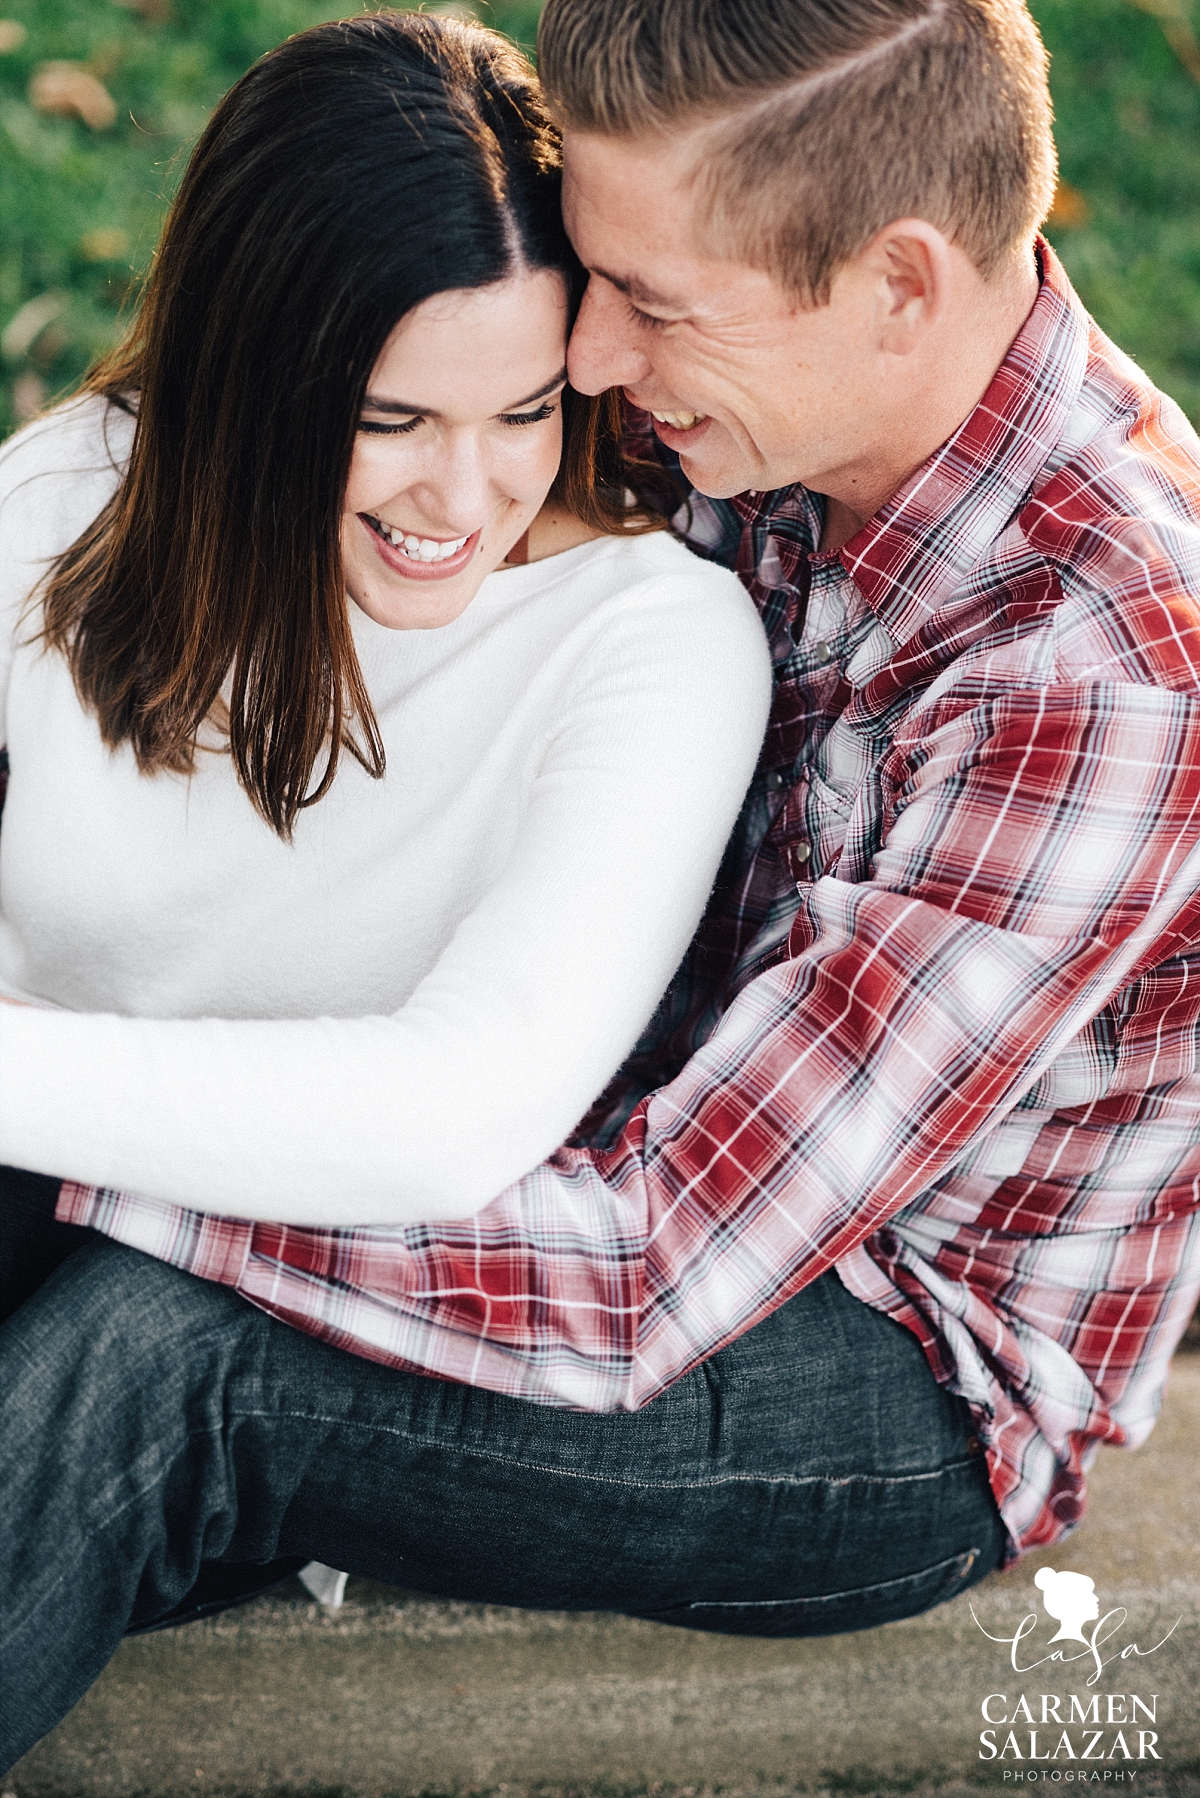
[{"x1": 0, "y1": 1165, "x2": 1006, "y2": 1771}]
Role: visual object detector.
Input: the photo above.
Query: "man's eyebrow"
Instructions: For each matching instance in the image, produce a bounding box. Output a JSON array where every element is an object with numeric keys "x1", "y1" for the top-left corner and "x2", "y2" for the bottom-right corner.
[
  {"x1": 591, "y1": 268, "x2": 686, "y2": 311},
  {"x1": 361, "y1": 368, "x2": 569, "y2": 416}
]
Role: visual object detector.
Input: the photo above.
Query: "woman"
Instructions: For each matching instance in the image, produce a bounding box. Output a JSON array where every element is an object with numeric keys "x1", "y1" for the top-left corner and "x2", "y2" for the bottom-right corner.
[
  {"x1": 0, "y1": 11, "x2": 769, "y2": 1257},
  {"x1": 0, "y1": 22, "x2": 1011, "y2": 1766}
]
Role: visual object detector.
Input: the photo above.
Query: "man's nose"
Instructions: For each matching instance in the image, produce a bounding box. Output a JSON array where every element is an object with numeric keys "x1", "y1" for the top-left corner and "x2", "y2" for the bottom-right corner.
[{"x1": 567, "y1": 278, "x2": 653, "y2": 396}]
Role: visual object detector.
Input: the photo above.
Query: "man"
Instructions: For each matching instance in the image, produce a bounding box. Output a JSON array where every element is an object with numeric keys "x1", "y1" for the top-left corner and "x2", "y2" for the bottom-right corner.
[{"x1": 4, "y1": 0, "x2": 1200, "y2": 1767}]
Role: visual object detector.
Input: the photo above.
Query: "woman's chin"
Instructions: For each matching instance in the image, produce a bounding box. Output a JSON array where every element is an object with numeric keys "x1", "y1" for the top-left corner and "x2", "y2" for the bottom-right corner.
[{"x1": 347, "y1": 555, "x2": 495, "y2": 631}]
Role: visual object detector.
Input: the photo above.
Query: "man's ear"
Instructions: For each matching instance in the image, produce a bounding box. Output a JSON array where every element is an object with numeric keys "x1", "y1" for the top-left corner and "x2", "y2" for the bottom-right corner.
[{"x1": 860, "y1": 219, "x2": 954, "y2": 358}]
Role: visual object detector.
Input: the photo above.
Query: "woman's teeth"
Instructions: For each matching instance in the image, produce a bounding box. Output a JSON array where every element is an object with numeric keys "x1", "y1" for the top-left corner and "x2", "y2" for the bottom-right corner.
[
  {"x1": 369, "y1": 517, "x2": 469, "y2": 561},
  {"x1": 651, "y1": 409, "x2": 707, "y2": 430}
]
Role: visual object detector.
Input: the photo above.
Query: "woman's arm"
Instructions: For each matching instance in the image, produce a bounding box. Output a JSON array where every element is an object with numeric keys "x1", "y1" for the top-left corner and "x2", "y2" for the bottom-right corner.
[{"x1": 0, "y1": 566, "x2": 771, "y2": 1222}]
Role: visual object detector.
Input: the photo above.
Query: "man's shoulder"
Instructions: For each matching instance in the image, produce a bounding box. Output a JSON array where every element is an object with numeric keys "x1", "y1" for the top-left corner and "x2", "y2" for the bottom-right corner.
[
  {"x1": 1023, "y1": 322, "x2": 1200, "y2": 572},
  {"x1": 1012, "y1": 329, "x2": 1200, "y2": 694}
]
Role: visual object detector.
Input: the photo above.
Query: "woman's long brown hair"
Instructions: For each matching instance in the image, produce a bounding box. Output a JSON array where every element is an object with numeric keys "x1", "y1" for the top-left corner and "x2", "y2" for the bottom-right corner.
[{"x1": 40, "y1": 11, "x2": 677, "y2": 840}]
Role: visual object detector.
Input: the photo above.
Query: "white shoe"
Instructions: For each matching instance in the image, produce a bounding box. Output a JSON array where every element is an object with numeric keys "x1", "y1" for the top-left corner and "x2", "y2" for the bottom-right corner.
[{"x1": 297, "y1": 1561, "x2": 349, "y2": 1608}]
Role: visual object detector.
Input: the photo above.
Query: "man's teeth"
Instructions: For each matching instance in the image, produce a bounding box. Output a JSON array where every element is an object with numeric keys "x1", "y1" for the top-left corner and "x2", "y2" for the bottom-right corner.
[
  {"x1": 372, "y1": 520, "x2": 469, "y2": 561},
  {"x1": 651, "y1": 409, "x2": 707, "y2": 430}
]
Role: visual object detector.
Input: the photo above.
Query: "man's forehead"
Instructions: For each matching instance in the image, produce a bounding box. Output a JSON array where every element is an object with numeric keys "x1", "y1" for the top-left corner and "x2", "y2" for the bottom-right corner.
[
  {"x1": 563, "y1": 127, "x2": 699, "y2": 230},
  {"x1": 563, "y1": 123, "x2": 697, "y2": 179},
  {"x1": 562, "y1": 129, "x2": 762, "y2": 301}
]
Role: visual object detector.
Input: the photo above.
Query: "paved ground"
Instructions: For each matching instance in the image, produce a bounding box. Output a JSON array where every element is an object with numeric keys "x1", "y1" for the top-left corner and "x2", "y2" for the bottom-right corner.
[{"x1": 8, "y1": 1358, "x2": 1199, "y2": 1798}]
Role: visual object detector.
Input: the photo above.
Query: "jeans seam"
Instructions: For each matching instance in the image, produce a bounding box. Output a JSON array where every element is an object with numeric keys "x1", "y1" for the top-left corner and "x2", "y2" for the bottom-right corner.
[
  {"x1": 228, "y1": 1406, "x2": 981, "y2": 1494},
  {"x1": 639, "y1": 1546, "x2": 989, "y2": 1629},
  {"x1": 656, "y1": 1546, "x2": 982, "y2": 1611}
]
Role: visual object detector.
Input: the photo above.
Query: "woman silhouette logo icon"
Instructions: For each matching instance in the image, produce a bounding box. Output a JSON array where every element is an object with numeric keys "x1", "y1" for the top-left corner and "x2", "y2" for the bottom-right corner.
[
  {"x1": 973, "y1": 1565, "x2": 1180, "y2": 1682},
  {"x1": 1034, "y1": 1567, "x2": 1102, "y2": 1644}
]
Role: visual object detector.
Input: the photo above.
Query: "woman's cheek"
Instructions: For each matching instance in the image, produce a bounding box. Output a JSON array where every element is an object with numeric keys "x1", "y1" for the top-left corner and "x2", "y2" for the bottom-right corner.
[
  {"x1": 343, "y1": 448, "x2": 374, "y2": 518},
  {"x1": 343, "y1": 439, "x2": 416, "y2": 515},
  {"x1": 510, "y1": 417, "x2": 563, "y2": 502}
]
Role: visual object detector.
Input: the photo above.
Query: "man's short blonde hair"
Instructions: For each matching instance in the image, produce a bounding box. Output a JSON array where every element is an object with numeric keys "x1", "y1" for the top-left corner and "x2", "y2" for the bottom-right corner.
[{"x1": 537, "y1": 0, "x2": 1057, "y2": 303}]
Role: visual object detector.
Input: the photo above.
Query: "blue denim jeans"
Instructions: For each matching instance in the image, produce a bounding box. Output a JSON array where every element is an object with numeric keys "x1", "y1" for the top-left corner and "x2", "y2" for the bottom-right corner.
[{"x1": 0, "y1": 1167, "x2": 1006, "y2": 1770}]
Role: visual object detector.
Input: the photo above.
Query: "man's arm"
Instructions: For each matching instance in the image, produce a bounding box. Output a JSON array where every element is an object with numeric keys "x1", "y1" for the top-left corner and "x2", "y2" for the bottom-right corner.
[{"x1": 68, "y1": 675, "x2": 1200, "y2": 1408}]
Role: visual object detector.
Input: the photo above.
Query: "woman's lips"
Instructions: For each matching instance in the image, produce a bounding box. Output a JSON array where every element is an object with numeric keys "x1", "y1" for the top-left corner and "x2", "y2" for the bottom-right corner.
[{"x1": 361, "y1": 515, "x2": 480, "y2": 582}]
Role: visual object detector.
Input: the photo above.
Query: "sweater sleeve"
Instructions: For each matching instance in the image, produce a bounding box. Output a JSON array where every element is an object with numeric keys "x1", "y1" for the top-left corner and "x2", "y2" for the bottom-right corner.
[{"x1": 0, "y1": 564, "x2": 771, "y2": 1223}]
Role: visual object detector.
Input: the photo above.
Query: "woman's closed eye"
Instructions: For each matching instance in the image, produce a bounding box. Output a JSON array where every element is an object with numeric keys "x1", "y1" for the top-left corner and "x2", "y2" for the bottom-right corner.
[
  {"x1": 499, "y1": 401, "x2": 557, "y2": 427},
  {"x1": 358, "y1": 416, "x2": 422, "y2": 435},
  {"x1": 357, "y1": 400, "x2": 557, "y2": 435}
]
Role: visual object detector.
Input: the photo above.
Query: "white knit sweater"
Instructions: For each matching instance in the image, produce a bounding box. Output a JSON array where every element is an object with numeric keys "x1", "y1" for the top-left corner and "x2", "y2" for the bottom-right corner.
[{"x1": 0, "y1": 398, "x2": 771, "y2": 1225}]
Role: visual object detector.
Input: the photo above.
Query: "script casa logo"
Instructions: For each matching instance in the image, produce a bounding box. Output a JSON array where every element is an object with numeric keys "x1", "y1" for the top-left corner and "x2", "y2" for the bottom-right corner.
[{"x1": 970, "y1": 1568, "x2": 1181, "y2": 1779}]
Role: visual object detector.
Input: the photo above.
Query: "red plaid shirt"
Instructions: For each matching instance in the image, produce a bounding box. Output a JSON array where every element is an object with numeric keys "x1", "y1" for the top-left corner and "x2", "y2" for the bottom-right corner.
[{"x1": 59, "y1": 244, "x2": 1200, "y2": 1561}]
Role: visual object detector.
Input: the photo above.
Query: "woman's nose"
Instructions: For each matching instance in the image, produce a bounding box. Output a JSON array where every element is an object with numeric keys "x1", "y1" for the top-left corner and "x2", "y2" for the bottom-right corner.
[
  {"x1": 411, "y1": 432, "x2": 492, "y2": 528},
  {"x1": 567, "y1": 278, "x2": 653, "y2": 395}
]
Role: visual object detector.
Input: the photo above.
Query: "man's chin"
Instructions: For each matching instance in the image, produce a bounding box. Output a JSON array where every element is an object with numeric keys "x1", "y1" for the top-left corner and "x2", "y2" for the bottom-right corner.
[{"x1": 678, "y1": 453, "x2": 757, "y2": 502}]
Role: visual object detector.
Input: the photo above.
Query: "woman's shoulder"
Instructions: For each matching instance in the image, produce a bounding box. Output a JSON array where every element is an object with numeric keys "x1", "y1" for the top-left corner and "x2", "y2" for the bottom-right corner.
[
  {"x1": 591, "y1": 525, "x2": 743, "y2": 590},
  {"x1": 499, "y1": 530, "x2": 772, "y2": 746},
  {"x1": 0, "y1": 394, "x2": 135, "y2": 676},
  {"x1": 537, "y1": 528, "x2": 758, "y2": 631},
  {"x1": 565, "y1": 529, "x2": 768, "y2": 671},
  {"x1": 526, "y1": 530, "x2": 771, "y2": 806},
  {"x1": 0, "y1": 392, "x2": 134, "y2": 524}
]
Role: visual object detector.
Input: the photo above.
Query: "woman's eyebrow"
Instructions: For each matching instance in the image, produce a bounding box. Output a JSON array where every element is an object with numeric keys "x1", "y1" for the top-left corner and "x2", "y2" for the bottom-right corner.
[
  {"x1": 361, "y1": 369, "x2": 569, "y2": 417},
  {"x1": 501, "y1": 369, "x2": 569, "y2": 408}
]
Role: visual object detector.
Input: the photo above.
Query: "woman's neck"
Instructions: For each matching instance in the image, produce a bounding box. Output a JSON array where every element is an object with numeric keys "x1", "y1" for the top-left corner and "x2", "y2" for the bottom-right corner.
[{"x1": 502, "y1": 499, "x2": 609, "y2": 568}]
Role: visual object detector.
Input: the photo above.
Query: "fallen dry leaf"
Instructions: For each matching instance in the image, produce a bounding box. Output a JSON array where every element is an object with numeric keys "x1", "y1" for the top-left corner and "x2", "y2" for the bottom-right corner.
[
  {"x1": 29, "y1": 61, "x2": 118, "y2": 130},
  {"x1": 1127, "y1": 0, "x2": 1200, "y2": 86},
  {"x1": 79, "y1": 227, "x2": 131, "y2": 262},
  {"x1": 1, "y1": 291, "x2": 66, "y2": 363},
  {"x1": 112, "y1": 0, "x2": 175, "y2": 20},
  {"x1": 12, "y1": 372, "x2": 47, "y2": 422}
]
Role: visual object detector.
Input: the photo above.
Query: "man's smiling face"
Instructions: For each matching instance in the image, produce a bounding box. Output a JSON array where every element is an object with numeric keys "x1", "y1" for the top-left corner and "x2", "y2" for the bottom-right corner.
[{"x1": 562, "y1": 129, "x2": 884, "y2": 503}]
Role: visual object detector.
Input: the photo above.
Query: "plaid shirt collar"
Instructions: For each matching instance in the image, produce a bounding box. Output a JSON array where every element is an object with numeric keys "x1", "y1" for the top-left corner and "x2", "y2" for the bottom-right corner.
[{"x1": 731, "y1": 239, "x2": 1090, "y2": 649}]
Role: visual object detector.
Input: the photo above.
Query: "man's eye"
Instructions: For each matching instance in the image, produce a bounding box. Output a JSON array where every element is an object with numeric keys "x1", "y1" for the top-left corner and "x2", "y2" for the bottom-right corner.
[
  {"x1": 358, "y1": 417, "x2": 421, "y2": 435},
  {"x1": 628, "y1": 303, "x2": 671, "y2": 333},
  {"x1": 500, "y1": 403, "x2": 557, "y2": 427}
]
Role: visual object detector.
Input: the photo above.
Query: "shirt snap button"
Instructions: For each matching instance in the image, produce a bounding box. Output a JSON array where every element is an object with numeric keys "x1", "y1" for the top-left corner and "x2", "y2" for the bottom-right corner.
[
  {"x1": 792, "y1": 841, "x2": 811, "y2": 863},
  {"x1": 765, "y1": 770, "x2": 785, "y2": 792}
]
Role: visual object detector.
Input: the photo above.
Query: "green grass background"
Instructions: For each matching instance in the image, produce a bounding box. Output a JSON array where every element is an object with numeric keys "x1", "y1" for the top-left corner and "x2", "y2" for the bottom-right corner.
[{"x1": 1, "y1": 0, "x2": 1199, "y2": 439}]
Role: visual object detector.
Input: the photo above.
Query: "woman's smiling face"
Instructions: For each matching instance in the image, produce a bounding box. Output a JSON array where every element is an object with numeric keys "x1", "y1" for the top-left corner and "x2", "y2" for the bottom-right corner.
[{"x1": 343, "y1": 267, "x2": 570, "y2": 630}]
